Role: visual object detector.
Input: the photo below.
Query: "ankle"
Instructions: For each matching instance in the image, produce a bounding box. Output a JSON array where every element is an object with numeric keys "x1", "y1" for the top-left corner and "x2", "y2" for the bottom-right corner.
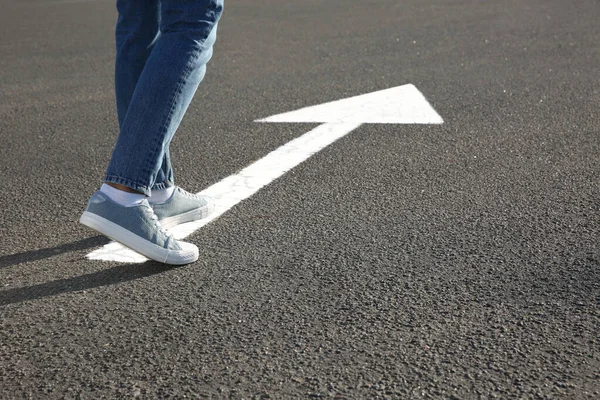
[
  {"x1": 105, "y1": 182, "x2": 143, "y2": 194},
  {"x1": 148, "y1": 186, "x2": 176, "y2": 204},
  {"x1": 100, "y1": 183, "x2": 146, "y2": 207}
]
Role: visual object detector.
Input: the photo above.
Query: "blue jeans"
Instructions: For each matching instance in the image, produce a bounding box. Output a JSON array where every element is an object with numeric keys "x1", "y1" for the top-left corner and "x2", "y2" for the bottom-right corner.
[{"x1": 105, "y1": 0, "x2": 224, "y2": 196}]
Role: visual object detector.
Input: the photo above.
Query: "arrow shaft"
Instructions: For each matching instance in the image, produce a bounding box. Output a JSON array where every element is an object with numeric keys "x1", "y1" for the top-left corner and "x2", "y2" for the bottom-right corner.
[
  {"x1": 87, "y1": 84, "x2": 443, "y2": 263},
  {"x1": 87, "y1": 122, "x2": 363, "y2": 262}
]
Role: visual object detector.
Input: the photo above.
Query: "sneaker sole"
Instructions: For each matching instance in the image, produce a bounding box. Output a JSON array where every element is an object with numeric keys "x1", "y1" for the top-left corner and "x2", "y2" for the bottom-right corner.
[
  {"x1": 80, "y1": 211, "x2": 199, "y2": 265},
  {"x1": 158, "y1": 199, "x2": 215, "y2": 230}
]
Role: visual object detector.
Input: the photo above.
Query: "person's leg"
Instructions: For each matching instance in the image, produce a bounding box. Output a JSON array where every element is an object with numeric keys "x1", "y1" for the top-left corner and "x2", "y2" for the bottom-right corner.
[
  {"x1": 144, "y1": 0, "x2": 224, "y2": 225},
  {"x1": 81, "y1": 0, "x2": 223, "y2": 264},
  {"x1": 105, "y1": 0, "x2": 223, "y2": 196},
  {"x1": 114, "y1": 0, "x2": 173, "y2": 190}
]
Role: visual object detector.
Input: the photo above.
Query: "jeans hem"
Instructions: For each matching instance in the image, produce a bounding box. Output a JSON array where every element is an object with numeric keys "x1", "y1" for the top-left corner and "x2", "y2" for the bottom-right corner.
[
  {"x1": 105, "y1": 176, "x2": 150, "y2": 196},
  {"x1": 151, "y1": 181, "x2": 174, "y2": 192}
]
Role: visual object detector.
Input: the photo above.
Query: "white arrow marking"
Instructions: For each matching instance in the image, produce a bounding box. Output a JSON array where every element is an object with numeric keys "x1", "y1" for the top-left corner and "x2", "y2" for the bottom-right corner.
[
  {"x1": 257, "y1": 84, "x2": 443, "y2": 124},
  {"x1": 87, "y1": 84, "x2": 443, "y2": 263}
]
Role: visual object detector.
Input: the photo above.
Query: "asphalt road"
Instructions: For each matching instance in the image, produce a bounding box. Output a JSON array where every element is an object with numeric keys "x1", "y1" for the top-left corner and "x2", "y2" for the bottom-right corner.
[{"x1": 1, "y1": 0, "x2": 599, "y2": 398}]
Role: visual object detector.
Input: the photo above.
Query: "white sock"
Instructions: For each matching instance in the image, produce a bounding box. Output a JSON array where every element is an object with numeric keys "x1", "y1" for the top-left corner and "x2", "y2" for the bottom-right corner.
[
  {"x1": 148, "y1": 186, "x2": 176, "y2": 204},
  {"x1": 100, "y1": 183, "x2": 146, "y2": 207}
]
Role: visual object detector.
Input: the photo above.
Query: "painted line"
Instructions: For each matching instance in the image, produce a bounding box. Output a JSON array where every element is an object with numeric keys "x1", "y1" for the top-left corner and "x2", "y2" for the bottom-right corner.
[
  {"x1": 256, "y1": 84, "x2": 444, "y2": 124},
  {"x1": 87, "y1": 122, "x2": 362, "y2": 263},
  {"x1": 87, "y1": 84, "x2": 443, "y2": 263}
]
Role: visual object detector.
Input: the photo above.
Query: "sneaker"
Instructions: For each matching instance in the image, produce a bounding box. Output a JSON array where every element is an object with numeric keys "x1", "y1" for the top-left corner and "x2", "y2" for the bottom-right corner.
[
  {"x1": 79, "y1": 191, "x2": 199, "y2": 265},
  {"x1": 151, "y1": 187, "x2": 214, "y2": 230}
]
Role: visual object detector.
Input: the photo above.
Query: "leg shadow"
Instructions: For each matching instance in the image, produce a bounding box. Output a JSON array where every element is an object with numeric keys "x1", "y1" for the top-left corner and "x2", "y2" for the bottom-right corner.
[
  {"x1": 0, "y1": 260, "x2": 179, "y2": 306},
  {"x1": 0, "y1": 236, "x2": 110, "y2": 268}
]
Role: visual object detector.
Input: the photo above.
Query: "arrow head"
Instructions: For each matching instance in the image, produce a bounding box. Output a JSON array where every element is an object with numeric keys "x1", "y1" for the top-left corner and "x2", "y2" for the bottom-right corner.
[{"x1": 256, "y1": 84, "x2": 443, "y2": 124}]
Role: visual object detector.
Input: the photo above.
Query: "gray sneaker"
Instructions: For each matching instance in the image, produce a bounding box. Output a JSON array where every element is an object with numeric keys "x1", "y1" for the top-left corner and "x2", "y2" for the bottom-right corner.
[
  {"x1": 151, "y1": 187, "x2": 214, "y2": 229},
  {"x1": 79, "y1": 191, "x2": 199, "y2": 265}
]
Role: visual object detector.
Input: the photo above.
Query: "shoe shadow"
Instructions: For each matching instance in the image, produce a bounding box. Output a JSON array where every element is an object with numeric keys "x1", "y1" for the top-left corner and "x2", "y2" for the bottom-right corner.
[
  {"x1": 0, "y1": 259, "x2": 177, "y2": 307},
  {"x1": 0, "y1": 236, "x2": 179, "y2": 307},
  {"x1": 0, "y1": 236, "x2": 110, "y2": 269}
]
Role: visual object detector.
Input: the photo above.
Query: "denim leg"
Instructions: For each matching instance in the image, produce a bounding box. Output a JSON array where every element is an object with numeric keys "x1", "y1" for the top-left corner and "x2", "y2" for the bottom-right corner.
[
  {"x1": 106, "y1": 0, "x2": 223, "y2": 195},
  {"x1": 113, "y1": 0, "x2": 173, "y2": 190},
  {"x1": 115, "y1": 0, "x2": 160, "y2": 128}
]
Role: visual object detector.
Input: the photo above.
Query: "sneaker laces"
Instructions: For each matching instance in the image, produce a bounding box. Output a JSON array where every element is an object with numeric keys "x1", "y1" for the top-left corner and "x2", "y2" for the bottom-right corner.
[
  {"x1": 142, "y1": 203, "x2": 173, "y2": 239},
  {"x1": 176, "y1": 188, "x2": 209, "y2": 203},
  {"x1": 177, "y1": 187, "x2": 196, "y2": 198}
]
